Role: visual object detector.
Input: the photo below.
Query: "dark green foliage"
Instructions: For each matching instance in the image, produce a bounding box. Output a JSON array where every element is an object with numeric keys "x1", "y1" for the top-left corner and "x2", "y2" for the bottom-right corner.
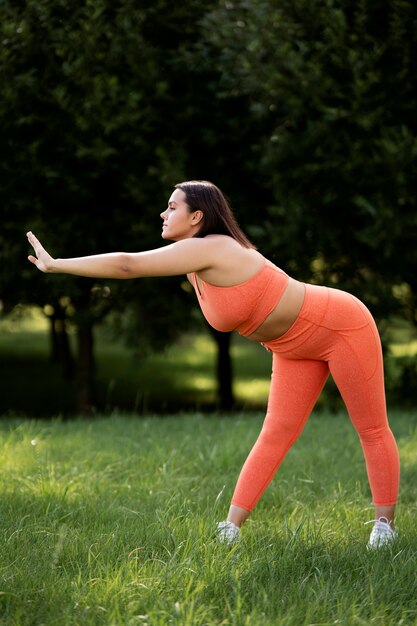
[
  {"x1": 0, "y1": 0, "x2": 216, "y2": 411},
  {"x1": 1, "y1": 0, "x2": 416, "y2": 414},
  {"x1": 198, "y1": 0, "x2": 417, "y2": 321}
]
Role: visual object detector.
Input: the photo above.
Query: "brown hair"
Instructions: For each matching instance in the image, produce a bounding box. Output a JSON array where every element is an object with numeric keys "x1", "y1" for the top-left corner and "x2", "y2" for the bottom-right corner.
[{"x1": 174, "y1": 180, "x2": 256, "y2": 249}]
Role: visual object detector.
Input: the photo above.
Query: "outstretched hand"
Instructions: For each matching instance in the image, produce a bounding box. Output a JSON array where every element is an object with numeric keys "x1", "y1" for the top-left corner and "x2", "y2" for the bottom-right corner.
[{"x1": 27, "y1": 231, "x2": 54, "y2": 273}]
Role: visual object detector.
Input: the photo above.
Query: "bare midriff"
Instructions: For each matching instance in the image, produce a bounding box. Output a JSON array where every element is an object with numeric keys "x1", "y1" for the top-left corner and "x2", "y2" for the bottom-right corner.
[{"x1": 245, "y1": 278, "x2": 306, "y2": 343}]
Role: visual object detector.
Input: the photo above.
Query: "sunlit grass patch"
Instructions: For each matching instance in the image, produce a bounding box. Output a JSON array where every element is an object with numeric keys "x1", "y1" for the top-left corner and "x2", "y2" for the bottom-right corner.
[
  {"x1": 390, "y1": 339, "x2": 417, "y2": 357},
  {"x1": 0, "y1": 411, "x2": 416, "y2": 625}
]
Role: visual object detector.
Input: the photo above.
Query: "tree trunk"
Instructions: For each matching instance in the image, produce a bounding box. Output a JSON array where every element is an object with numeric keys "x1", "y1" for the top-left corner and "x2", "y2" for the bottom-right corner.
[
  {"x1": 48, "y1": 307, "x2": 74, "y2": 380},
  {"x1": 207, "y1": 327, "x2": 235, "y2": 411},
  {"x1": 75, "y1": 318, "x2": 95, "y2": 416}
]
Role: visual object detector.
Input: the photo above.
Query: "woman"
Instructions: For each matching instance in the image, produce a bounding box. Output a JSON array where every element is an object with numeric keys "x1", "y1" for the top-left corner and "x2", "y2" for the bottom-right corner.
[{"x1": 27, "y1": 180, "x2": 400, "y2": 548}]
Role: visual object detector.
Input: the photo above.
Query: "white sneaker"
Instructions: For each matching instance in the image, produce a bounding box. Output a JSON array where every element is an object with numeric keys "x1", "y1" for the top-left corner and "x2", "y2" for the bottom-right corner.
[
  {"x1": 217, "y1": 521, "x2": 240, "y2": 544},
  {"x1": 366, "y1": 516, "x2": 398, "y2": 549}
]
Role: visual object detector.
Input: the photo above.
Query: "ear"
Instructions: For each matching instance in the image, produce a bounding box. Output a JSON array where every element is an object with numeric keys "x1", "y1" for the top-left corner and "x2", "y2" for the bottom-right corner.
[{"x1": 191, "y1": 210, "x2": 204, "y2": 225}]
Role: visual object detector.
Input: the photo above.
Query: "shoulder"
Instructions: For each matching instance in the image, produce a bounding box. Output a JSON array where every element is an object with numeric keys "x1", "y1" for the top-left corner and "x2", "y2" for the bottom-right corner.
[
  {"x1": 194, "y1": 236, "x2": 267, "y2": 284},
  {"x1": 198, "y1": 234, "x2": 250, "y2": 252},
  {"x1": 195, "y1": 235, "x2": 262, "y2": 265},
  {"x1": 175, "y1": 234, "x2": 246, "y2": 257}
]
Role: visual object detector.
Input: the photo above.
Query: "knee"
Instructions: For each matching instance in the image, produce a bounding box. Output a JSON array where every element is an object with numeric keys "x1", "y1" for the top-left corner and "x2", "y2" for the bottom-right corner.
[
  {"x1": 260, "y1": 414, "x2": 300, "y2": 441},
  {"x1": 357, "y1": 424, "x2": 392, "y2": 445}
]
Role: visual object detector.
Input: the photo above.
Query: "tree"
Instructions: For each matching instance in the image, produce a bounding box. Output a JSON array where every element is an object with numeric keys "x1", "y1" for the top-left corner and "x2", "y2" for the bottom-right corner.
[
  {"x1": 198, "y1": 0, "x2": 417, "y2": 327},
  {"x1": 0, "y1": 0, "x2": 215, "y2": 414}
]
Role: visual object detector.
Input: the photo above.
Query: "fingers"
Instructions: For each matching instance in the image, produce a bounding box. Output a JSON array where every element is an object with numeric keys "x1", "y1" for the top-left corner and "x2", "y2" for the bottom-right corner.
[
  {"x1": 27, "y1": 231, "x2": 39, "y2": 247},
  {"x1": 26, "y1": 231, "x2": 52, "y2": 273},
  {"x1": 26, "y1": 231, "x2": 43, "y2": 256},
  {"x1": 27, "y1": 232, "x2": 43, "y2": 270}
]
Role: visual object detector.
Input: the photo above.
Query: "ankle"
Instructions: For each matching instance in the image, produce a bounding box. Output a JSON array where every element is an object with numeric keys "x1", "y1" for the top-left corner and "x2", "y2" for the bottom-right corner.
[
  {"x1": 374, "y1": 506, "x2": 396, "y2": 528},
  {"x1": 226, "y1": 504, "x2": 251, "y2": 528}
]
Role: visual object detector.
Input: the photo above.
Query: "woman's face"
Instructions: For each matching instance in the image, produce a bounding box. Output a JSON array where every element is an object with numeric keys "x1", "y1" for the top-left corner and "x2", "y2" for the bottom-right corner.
[{"x1": 160, "y1": 189, "x2": 202, "y2": 241}]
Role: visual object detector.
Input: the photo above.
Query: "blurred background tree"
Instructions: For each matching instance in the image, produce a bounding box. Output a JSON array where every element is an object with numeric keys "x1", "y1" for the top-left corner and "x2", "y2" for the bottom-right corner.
[
  {"x1": 0, "y1": 0, "x2": 212, "y2": 413},
  {"x1": 1, "y1": 0, "x2": 416, "y2": 415},
  {"x1": 198, "y1": 0, "x2": 417, "y2": 320}
]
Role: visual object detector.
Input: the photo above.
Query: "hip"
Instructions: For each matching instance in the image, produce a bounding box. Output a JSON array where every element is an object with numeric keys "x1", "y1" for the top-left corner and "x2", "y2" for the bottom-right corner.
[{"x1": 261, "y1": 283, "x2": 380, "y2": 357}]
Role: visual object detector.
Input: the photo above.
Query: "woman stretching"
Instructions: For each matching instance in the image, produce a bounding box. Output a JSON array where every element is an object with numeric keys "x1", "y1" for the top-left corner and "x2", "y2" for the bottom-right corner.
[{"x1": 27, "y1": 180, "x2": 400, "y2": 548}]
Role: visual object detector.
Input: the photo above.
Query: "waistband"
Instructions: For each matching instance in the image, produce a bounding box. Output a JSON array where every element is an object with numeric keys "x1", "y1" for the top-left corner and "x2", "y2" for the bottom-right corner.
[{"x1": 261, "y1": 284, "x2": 330, "y2": 353}]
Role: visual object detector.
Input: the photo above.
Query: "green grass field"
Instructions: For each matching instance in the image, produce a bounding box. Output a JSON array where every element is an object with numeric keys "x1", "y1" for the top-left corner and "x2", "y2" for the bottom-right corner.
[{"x1": 0, "y1": 411, "x2": 416, "y2": 625}]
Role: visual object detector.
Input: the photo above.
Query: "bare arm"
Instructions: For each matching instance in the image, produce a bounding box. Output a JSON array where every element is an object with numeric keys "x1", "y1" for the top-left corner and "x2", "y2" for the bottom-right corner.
[{"x1": 26, "y1": 231, "x2": 218, "y2": 279}]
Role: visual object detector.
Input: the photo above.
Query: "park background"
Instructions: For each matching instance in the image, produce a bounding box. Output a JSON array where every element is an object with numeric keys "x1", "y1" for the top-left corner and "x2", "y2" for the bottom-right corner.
[
  {"x1": 1, "y1": 3, "x2": 417, "y2": 626},
  {"x1": 1, "y1": 0, "x2": 416, "y2": 417}
]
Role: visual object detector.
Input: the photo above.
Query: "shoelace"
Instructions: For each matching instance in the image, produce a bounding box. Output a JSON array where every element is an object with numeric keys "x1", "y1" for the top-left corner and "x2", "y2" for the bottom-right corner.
[{"x1": 364, "y1": 516, "x2": 392, "y2": 529}]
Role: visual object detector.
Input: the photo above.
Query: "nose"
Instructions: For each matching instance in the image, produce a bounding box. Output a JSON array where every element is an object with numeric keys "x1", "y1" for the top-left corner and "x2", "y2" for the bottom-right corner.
[{"x1": 160, "y1": 209, "x2": 167, "y2": 220}]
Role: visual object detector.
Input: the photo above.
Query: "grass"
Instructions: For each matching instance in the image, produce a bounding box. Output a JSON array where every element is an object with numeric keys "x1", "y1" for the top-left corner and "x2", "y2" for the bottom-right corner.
[{"x1": 0, "y1": 410, "x2": 417, "y2": 625}]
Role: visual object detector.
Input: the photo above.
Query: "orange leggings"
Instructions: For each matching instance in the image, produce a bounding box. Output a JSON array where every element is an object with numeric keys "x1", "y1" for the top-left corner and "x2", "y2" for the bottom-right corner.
[{"x1": 231, "y1": 284, "x2": 400, "y2": 511}]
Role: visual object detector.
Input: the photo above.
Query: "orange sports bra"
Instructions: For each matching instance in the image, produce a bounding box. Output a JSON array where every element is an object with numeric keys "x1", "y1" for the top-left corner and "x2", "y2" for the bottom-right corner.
[{"x1": 191, "y1": 259, "x2": 289, "y2": 337}]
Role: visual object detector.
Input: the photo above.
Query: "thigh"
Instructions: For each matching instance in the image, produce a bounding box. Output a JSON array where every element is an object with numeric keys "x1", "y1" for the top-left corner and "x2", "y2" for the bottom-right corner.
[
  {"x1": 328, "y1": 321, "x2": 388, "y2": 431},
  {"x1": 301, "y1": 286, "x2": 389, "y2": 431},
  {"x1": 264, "y1": 354, "x2": 330, "y2": 436}
]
